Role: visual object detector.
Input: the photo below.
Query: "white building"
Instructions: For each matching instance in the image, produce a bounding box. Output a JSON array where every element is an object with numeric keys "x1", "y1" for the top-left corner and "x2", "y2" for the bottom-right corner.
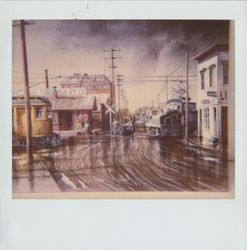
[{"x1": 193, "y1": 44, "x2": 229, "y2": 145}]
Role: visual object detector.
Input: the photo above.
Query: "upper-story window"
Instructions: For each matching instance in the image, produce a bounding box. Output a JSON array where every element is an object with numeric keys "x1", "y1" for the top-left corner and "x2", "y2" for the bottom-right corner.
[
  {"x1": 209, "y1": 64, "x2": 216, "y2": 87},
  {"x1": 223, "y1": 61, "x2": 228, "y2": 85},
  {"x1": 200, "y1": 68, "x2": 206, "y2": 90}
]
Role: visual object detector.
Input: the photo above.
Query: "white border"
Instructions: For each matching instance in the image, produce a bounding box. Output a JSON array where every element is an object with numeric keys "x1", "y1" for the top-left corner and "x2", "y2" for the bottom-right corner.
[{"x1": 1, "y1": 1, "x2": 247, "y2": 250}]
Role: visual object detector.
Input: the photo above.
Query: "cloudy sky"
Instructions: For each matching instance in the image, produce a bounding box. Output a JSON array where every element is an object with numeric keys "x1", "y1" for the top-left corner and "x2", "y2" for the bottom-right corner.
[{"x1": 12, "y1": 20, "x2": 229, "y2": 111}]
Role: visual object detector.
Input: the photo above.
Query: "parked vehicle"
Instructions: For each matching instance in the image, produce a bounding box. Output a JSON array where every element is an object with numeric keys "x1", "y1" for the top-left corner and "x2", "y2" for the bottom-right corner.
[{"x1": 122, "y1": 120, "x2": 134, "y2": 136}]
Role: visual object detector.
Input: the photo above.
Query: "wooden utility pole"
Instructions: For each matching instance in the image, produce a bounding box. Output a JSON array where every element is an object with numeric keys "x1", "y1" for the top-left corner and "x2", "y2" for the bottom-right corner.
[
  {"x1": 104, "y1": 49, "x2": 121, "y2": 107},
  {"x1": 20, "y1": 20, "x2": 33, "y2": 164},
  {"x1": 185, "y1": 52, "x2": 189, "y2": 141},
  {"x1": 45, "y1": 69, "x2": 49, "y2": 89}
]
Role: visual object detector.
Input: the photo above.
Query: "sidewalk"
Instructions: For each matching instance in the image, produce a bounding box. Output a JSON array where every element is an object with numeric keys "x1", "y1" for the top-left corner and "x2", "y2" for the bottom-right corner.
[
  {"x1": 13, "y1": 158, "x2": 61, "y2": 194},
  {"x1": 184, "y1": 137, "x2": 227, "y2": 154}
]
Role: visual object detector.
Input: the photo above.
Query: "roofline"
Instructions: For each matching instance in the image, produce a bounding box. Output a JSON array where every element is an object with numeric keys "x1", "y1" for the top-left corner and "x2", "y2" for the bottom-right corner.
[
  {"x1": 193, "y1": 44, "x2": 229, "y2": 61},
  {"x1": 12, "y1": 95, "x2": 51, "y2": 105}
]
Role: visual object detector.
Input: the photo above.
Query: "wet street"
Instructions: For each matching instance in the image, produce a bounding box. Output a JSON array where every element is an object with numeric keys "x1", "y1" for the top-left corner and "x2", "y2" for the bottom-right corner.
[{"x1": 12, "y1": 132, "x2": 233, "y2": 193}]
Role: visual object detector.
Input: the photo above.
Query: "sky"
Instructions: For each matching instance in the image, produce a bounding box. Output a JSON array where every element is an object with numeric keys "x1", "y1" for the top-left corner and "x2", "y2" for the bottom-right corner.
[{"x1": 12, "y1": 20, "x2": 229, "y2": 112}]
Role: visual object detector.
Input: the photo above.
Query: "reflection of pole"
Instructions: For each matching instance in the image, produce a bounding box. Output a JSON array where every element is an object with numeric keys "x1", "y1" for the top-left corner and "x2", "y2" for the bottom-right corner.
[
  {"x1": 116, "y1": 75, "x2": 123, "y2": 121},
  {"x1": 20, "y1": 20, "x2": 33, "y2": 164},
  {"x1": 117, "y1": 83, "x2": 121, "y2": 119},
  {"x1": 185, "y1": 52, "x2": 189, "y2": 141},
  {"x1": 166, "y1": 76, "x2": 168, "y2": 104},
  {"x1": 109, "y1": 111, "x2": 112, "y2": 135}
]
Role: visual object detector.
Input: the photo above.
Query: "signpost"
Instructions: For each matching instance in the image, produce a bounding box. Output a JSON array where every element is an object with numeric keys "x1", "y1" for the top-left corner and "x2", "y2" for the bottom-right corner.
[{"x1": 105, "y1": 103, "x2": 115, "y2": 134}]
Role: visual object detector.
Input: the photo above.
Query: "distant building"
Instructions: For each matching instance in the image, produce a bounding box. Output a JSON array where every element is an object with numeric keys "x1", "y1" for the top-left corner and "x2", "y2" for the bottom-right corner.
[
  {"x1": 193, "y1": 44, "x2": 229, "y2": 144},
  {"x1": 54, "y1": 73, "x2": 113, "y2": 131},
  {"x1": 60, "y1": 73, "x2": 112, "y2": 102}
]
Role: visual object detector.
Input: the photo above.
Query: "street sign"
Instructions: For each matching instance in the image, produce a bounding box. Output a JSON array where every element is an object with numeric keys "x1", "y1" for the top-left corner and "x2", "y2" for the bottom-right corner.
[
  {"x1": 207, "y1": 91, "x2": 217, "y2": 97},
  {"x1": 105, "y1": 103, "x2": 115, "y2": 114}
]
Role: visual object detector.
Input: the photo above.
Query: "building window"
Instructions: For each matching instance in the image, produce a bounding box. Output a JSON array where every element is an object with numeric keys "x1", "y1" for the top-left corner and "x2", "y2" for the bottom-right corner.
[
  {"x1": 225, "y1": 91, "x2": 227, "y2": 100},
  {"x1": 200, "y1": 69, "x2": 206, "y2": 90},
  {"x1": 209, "y1": 65, "x2": 215, "y2": 87},
  {"x1": 223, "y1": 62, "x2": 228, "y2": 84},
  {"x1": 36, "y1": 107, "x2": 43, "y2": 119},
  {"x1": 204, "y1": 108, "x2": 210, "y2": 129}
]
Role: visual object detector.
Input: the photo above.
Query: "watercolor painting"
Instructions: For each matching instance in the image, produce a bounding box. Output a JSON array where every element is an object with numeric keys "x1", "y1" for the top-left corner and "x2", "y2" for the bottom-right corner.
[{"x1": 12, "y1": 20, "x2": 234, "y2": 197}]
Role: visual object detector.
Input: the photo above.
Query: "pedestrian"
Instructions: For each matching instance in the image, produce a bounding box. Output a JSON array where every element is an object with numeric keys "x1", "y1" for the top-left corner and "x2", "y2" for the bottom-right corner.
[
  {"x1": 84, "y1": 121, "x2": 92, "y2": 135},
  {"x1": 78, "y1": 113, "x2": 84, "y2": 130}
]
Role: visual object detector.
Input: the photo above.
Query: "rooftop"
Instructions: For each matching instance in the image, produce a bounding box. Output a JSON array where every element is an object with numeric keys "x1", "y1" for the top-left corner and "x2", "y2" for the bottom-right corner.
[
  {"x1": 60, "y1": 73, "x2": 112, "y2": 86},
  {"x1": 193, "y1": 44, "x2": 228, "y2": 62},
  {"x1": 12, "y1": 96, "x2": 51, "y2": 107}
]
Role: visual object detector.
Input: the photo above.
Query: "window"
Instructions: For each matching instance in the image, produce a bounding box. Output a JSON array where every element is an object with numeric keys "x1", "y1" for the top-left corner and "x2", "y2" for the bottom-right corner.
[
  {"x1": 35, "y1": 107, "x2": 43, "y2": 119},
  {"x1": 204, "y1": 108, "x2": 210, "y2": 129},
  {"x1": 200, "y1": 69, "x2": 206, "y2": 89},
  {"x1": 225, "y1": 91, "x2": 227, "y2": 100},
  {"x1": 209, "y1": 65, "x2": 215, "y2": 87},
  {"x1": 223, "y1": 62, "x2": 228, "y2": 84}
]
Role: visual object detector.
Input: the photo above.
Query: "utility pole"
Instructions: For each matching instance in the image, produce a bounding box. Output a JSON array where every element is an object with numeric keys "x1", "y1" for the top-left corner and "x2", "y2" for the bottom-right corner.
[
  {"x1": 45, "y1": 69, "x2": 49, "y2": 89},
  {"x1": 116, "y1": 74, "x2": 123, "y2": 121},
  {"x1": 20, "y1": 20, "x2": 33, "y2": 165},
  {"x1": 165, "y1": 76, "x2": 168, "y2": 105},
  {"x1": 185, "y1": 52, "x2": 189, "y2": 141},
  {"x1": 104, "y1": 49, "x2": 121, "y2": 108}
]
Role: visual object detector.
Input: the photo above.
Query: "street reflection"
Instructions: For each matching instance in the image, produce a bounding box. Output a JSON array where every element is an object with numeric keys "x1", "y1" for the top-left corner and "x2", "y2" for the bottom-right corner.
[{"x1": 13, "y1": 133, "x2": 232, "y2": 193}]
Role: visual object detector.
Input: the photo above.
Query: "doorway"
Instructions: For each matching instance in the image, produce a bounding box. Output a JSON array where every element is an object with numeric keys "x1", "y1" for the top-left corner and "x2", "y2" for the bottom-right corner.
[
  {"x1": 213, "y1": 107, "x2": 217, "y2": 137},
  {"x1": 59, "y1": 111, "x2": 73, "y2": 130},
  {"x1": 199, "y1": 109, "x2": 202, "y2": 137},
  {"x1": 221, "y1": 107, "x2": 228, "y2": 145}
]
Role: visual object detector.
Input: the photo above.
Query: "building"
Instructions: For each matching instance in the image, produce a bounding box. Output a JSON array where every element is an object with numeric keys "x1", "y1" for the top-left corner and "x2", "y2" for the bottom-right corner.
[
  {"x1": 193, "y1": 44, "x2": 229, "y2": 145},
  {"x1": 12, "y1": 96, "x2": 52, "y2": 138},
  {"x1": 60, "y1": 73, "x2": 112, "y2": 103},
  {"x1": 54, "y1": 73, "x2": 113, "y2": 131},
  {"x1": 45, "y1": 88, "x2": 96, "y2": 131}
]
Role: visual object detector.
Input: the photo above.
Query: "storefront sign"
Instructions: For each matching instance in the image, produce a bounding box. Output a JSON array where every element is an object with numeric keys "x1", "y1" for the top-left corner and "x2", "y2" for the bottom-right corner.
[
  {"x1": 201, "y1": 99, "x2": 210, "y2": 104},
  {"x1": 207, "y1": 91, "x2": 217, "y2": 97}
]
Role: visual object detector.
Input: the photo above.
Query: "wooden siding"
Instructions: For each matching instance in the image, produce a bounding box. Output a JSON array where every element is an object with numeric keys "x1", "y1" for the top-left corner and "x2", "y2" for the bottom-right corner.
[{"x1": 13, "y1": 106, "x2": 52, "y2": 138}]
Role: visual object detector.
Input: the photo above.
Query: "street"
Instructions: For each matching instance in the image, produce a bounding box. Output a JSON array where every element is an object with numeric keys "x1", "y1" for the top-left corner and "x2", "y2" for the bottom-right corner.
[{"x1": 12, "y1": 132, "x2": 232, "y2": 193}]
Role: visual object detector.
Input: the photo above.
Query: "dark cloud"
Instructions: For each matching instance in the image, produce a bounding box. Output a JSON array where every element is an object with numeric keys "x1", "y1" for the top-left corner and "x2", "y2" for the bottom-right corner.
[{"x1": 49, "y1": 20, "x2": 229, "y2": 57}]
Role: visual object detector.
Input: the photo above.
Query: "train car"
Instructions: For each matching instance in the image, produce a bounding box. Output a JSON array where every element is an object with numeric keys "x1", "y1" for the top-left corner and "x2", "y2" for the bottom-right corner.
[
  {"x1": 145, "y1": 99, "x2": 197, "y2": 137},
  {"x1": 12, "y1": 96, "x2": 61, "y2": 147}
]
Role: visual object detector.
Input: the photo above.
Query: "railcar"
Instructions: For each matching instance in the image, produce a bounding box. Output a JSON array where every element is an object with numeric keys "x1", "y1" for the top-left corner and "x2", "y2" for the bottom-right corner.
[
  {"x1": 12, "y1": 96, "x2": 61, "y2": 147},
  {"x1": 145, "y1": 99, "x2": 197, "y2": 137}
]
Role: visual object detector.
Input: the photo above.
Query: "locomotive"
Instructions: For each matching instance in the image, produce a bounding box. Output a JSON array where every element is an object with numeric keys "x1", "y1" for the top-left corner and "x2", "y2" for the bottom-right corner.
[{"x1": 145, "y1": 98, "x2": 197, "y2": 137}]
